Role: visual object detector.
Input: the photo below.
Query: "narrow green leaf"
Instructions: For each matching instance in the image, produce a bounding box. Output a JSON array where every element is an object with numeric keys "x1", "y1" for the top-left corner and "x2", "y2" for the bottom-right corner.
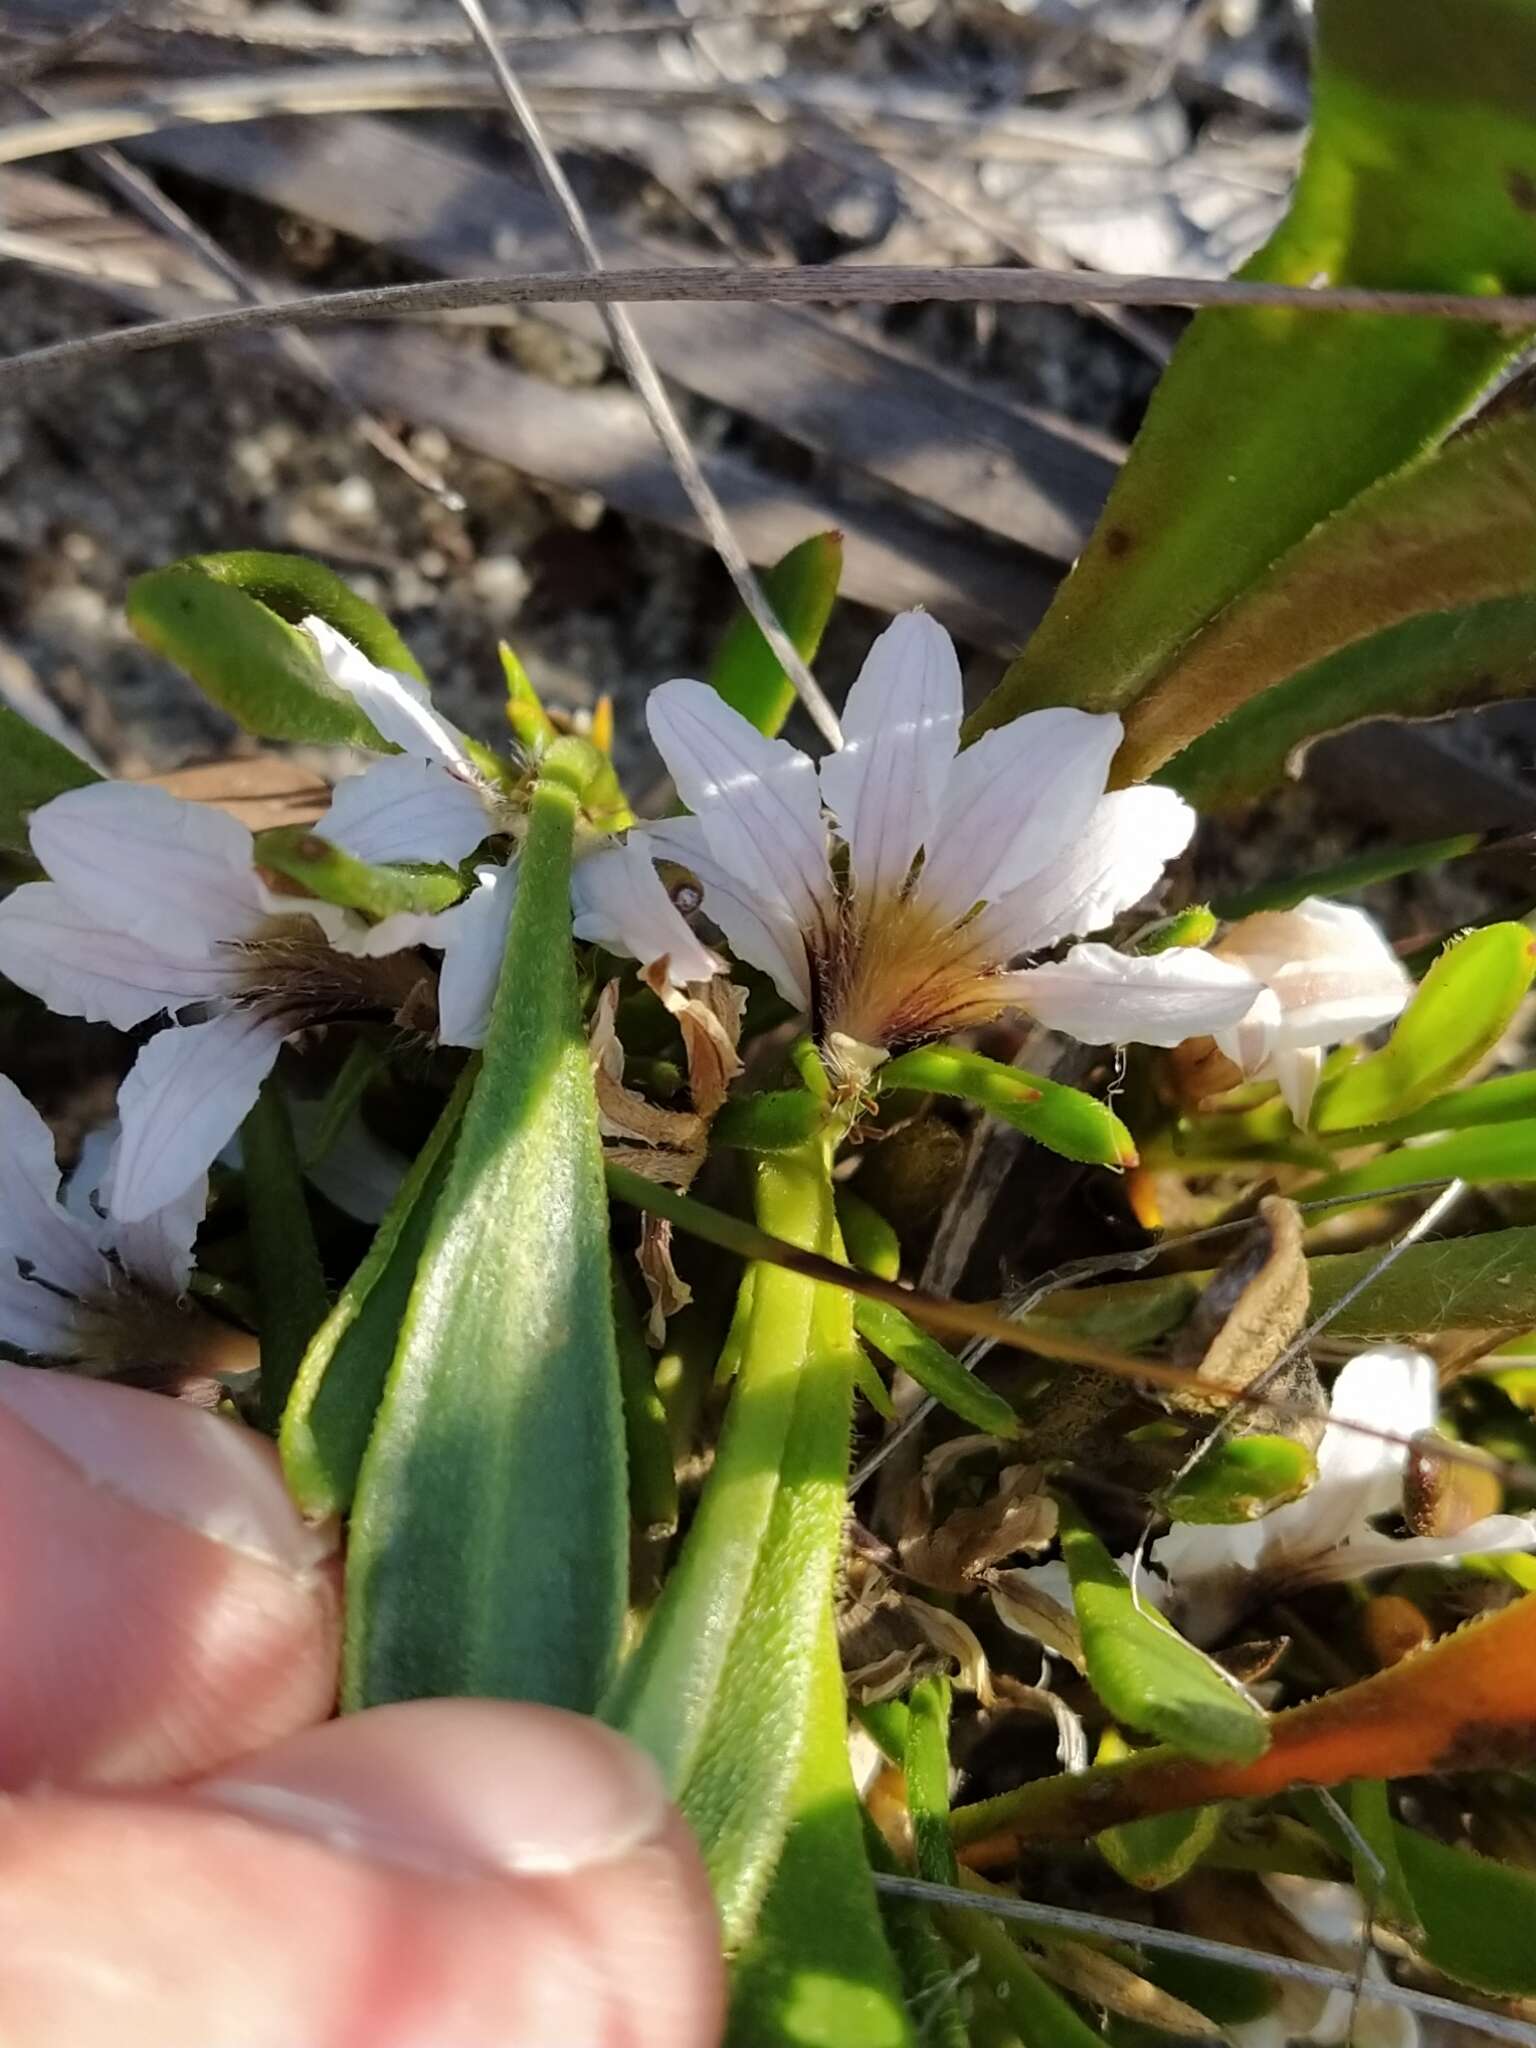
[
  {"x1": 939, "y1": 1895, "x2": 1106, "y2": 2048},
  {"x1": 1214, "y1": 835, "x2": 1485, "y2": 921},
  {"x1": 499, "y1": 640, "x2": 558, "y2": 752},
  {"x1": 1306, "y1": 1119, "x2": 1536, "y2": 1205},
  {"x1": 243, "y1": 1076, "x2": 330, "y2": 1436},
  {"x1": 1135, "y1": 905, "x2": 1218, "y2": 954},
  {"x1": 1350, "y1": 1067, "x2": 1536, "y2": 1145},
  {"x1": 1096, "y1": 1799, "x2": 1222, "y2": 1892},
  {"x1": 611, "y1": 1265, "x2": 681, "y2": 1538},
  {"x1": 973, "y1": 0, "x2": 1536, "y2": 736},
  {"x1": 904, "y1": 1676, "x2": 959, "y2": 1890},
  {"x1": 127, "y1": 567, "x2": 389, "y2": 749},
  {"x1": 728, "y1": 1617, "x2": 913, "y2": 2047},
  {"x1": 862, "y1": 1817, "x2": 971, "y2": 2048},
  {"x1": 344, "y1": 746, "x2": 626, "y2": 1713},
  {"x1": 1059, "y1": 1502, "x2": 1271, "y2": 1765},
  {"x1": 1392, "y1": 1822, "x2": 1536, "y2": 1995},
  {"x1": 180, "y1": 549, "x2": 427, "y2": 677},
  {"x1": 256, "y1": 825, "x2": 466, "y2": 920},
  {"x1": 854, "y1": 1298, "x2": 1021, "y2": 1440},
  {"x1": 0, "y1": 708, "x2": 99, "y2": 859},
  {"x1": 708, "y1": 532, "x2": 842, "y2": 737},
  {"x1": 280, "y1": 1070, "x2": 471, "y2": 1517},
  {"x1": 1314, "y1": 923, "x2": 1536, "y2": 1131},
  {"x1": 300, "y1": 1039, "x2": 388, "y2": 1172},
  {"x1": 1119, "y1": 415, "x2": 1536, "y2": 781},
  {"x1": 1159, "y1": 1436, "x2": 1315, "y2": 1525},
  {"x1": 880, "y1": 1045, "x2": 1137, "y2": 1169}
]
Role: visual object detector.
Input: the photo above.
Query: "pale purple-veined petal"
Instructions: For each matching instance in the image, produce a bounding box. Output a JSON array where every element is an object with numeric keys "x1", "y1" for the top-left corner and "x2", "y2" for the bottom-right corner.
[
  {"x1": 645, "y1": 814, "x2": 812, "y2": 1009},
  {"x1": 434, "y1": 861, "x2": 516, "y2": 1049},
  {"x1": 319, "y1": 756, "x2": 492, "y2": 868},
  {"x1": 1004, "y1": 942, "x2": 1260, "y2": 1048},
  {"x1": 28, "y1": 781, "x2": 264, "y2": 963},
  {"x1": 0, "y1": 883, "x2": 243, "y2": 1031},
  {"x1": 1316, "y1": 1347, "x2": 1436, "y2": 1524},
  {"x1": 818, "y1": 611, "x2": 962, "y2": 908},
  {"x1": 967, "y1": 785, "x2": 1198, "y2": 959},
  {"x1": 917, "y1": 708, "x2": 1121, "y2": 923},
  {"x1": 1305, "y1": 1513, "x2": 1536, "y2": 1587},
  {"x1": 647, "y1": 680, "x2": 832, "y2": 941},
  {"x1": 109, "y1": 1172, "x2": 209, "y2": 1298},
  {"x1": 108, "y1": 1011, "x2": 286, "y2": 1223},
  {"x1": 0, "y1": 1075, "x2": 109, "y2": 1301},
  {"x1": 303, "y1": 617, "x2": 475, "y2": 772},
  {"x1": 1270, "y1": 1043, "x2": 1326, "y2": 1127},
  {"x1": 570, "y1": 834, "x2": 722, "y2": 986}
]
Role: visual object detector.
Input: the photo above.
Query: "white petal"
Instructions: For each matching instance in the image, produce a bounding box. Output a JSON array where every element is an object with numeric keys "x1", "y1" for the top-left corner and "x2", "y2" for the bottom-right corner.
[
  {"x1": 647, "y1": 680, "x2": 832, "y2": 942},
  {"x1": 434, "y1": 861, "x2": 517, "y2": 1049},
  {"x1": 303, "y1": 617, "x2": 474, "y2": 771},
  {"x1": 1271, "y1": 1043, "x2": 1326, "y2": 1127},
  {"x1": 570, "y1": 835, "x2": 722, "y2": 986},
  {"x1": 645, "y1": 815, "x2": 812, "y2": 1009},
  {"x1": 0, "y1": 1075, "x2": 107, "y2": 1299},
  {"x1": 29, "y1": 782, "x2": 262, "y2": 963},
  {"x1": 969, "y1": 785, "x2": 1197, "y2": 959},
  {"x1": 918, "y1": 709, "x2": 1121, "y2": 923},
  {"x1": 0, "y1": 1271, "x2": 84, "y2": 1356},
  {"x1": 1318, "y1": 1347, "x2": 1436, "y2": 1519},
  {"x1": 1215, "y1": 984, "x2": 1283, "y2": 1077},
  {"x1": 0, "y1": 884, "x2": 239, "y2": 1031},
  {"x1": 1006, "y1": 943, "x2": 1261, "y2": 1048},
  {"x1": 1218, "y1": 898, "x2": 1411, "y2": 1053},
  {"x1": 818, "y1": 612, "x2": 962, "y2": 908},
  {"x1": 108, "y1": 1012, "x2": 286, "y2": 1223},
  {"x1": 319, "y1": 757, "x2": 492, "y2": 868},
  {"x1": 109, "y1": 1172, "x2": 208, "y2": 1298}
]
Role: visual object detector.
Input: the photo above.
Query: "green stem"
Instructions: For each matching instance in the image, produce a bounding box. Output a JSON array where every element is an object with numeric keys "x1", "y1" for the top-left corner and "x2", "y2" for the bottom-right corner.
[
  {"x1": 244, "y1": 1075, "x2": 329, "y2": 1435},
  {"x1": 611, "y1": 1266, "x2": 681, "y2": 1538}
]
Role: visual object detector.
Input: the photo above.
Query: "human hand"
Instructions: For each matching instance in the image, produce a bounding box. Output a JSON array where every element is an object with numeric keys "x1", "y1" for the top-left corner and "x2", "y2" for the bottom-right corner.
[{"x1": 0, "y1": 1364, "x2": 725, "y2": 2047}]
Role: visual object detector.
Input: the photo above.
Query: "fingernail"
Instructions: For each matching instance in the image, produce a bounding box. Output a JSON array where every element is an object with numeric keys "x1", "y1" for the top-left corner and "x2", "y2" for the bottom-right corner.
[
  {"x1": 0, "y1": 1364, "x2": 334, "y2": 1573},
  {"x1": 196, "y1": 1700, "x2": 672, "y2": 1879}
]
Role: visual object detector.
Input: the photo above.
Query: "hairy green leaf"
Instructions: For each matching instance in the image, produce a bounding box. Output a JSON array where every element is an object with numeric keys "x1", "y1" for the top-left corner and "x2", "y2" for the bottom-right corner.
[
  {"x1": 1393, "y1": 1822, "x2": 1536, "y2": 1995},
  {"x1": 180, "y1": 549, "x2": 426, "y2": 677},
  {"x1": 0, "y1": 708, "x2": 99, "y2": 859},
  {"x1": 1159, "y1": 1436, "x2": 1315, "y2": 1525},
  {"x1": 1059, "y1": 1503, "x2": 1270, "y2": 1765},
  {"x1": 708, "y1": 532, "x2": 842, "y2": 737},
  {"x1": 1306, "y1": 1119, "x2": 1536, "y2": 1204},
  {"x1": 256, "y1": 824, "x2": 466, "y2": 920},
  {"x1": 280, "y1": 1072, "x2": 470, "y2": 1517},
  {"x1": 243, "y1": 1077, "x2": 329, "y2": 1436},
  {"x1": 1314, "y1": 923, "x2": 1536, "y2": 1132},
  {"x1": 975, "y1": 0, "x2": 1536, "y2": 736},
  {"x1": 1121, "y1": 417, "x2": 1536, "y2": 780},
  {"x1": 345, "y1": 746, "x2": 625, "y2": 1713}
]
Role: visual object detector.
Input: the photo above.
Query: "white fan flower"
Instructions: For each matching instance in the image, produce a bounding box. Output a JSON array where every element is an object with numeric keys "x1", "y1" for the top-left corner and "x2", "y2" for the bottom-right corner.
[
  {"x1": 1209, "y1": 898, "x2": 1412, "y2": 1125},
  {"x1": 1153, "y1": 1347, "x2": 1536, "y2": 1644},
  {"x1": 1230, "y1": 1875, "x2": 1416, "y2": 2048},
  {"x1": 0, "y1": 780, "x2": 434, "y2": 1223},
  {"x1": 301, "y1": 619, "x2": 721, "y2": 1047},
  {"x1": 0, "y1": 1076, "x2": 231, "y2": 1389},
  {"x1": 617, "y1": 612, "x2": 1260, "y2": 1070}
]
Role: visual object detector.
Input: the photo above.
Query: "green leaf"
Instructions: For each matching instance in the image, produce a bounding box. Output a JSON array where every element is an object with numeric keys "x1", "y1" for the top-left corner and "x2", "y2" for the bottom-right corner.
[
  {"x1": 728, "y1": 1617, "x2": 913, "y2": 2048},
  {"x1": 1314, "y1": 923, "x2": 1536, "y2": 1131},
  {"x1": 708, "y1": 532, "x2": 842, "y2": 737},
  {"x1": 1059, "y1": 1502, "x2": 1271, "y2": 1765},
  {"x1": 904, "y1": 1676, "x2": 959, "y2": 1890},
  {"x1": 606, "y1": 1139, "x2": 859, "y2": 1945},
  {"x1": 1213, "y1": 835, "x2": 1485, "y2": 921},
  {"x1": 179, "y1": 550, "x2": 427, "y2": 678},
  {"x1": 1353, "y1": 1066, "x2": 1536, "y2": 1144},
  {"x1": 279, "y1": 1071, "x2": 470, "y2": 1517},
  {"x1": 854, "y1": 1298, "x2": 1021, "y2": 1440},
  {"x1": 939, "y1": 1895, "x2": 1106, "y2": 2048},
  {"x1": 611, "y1": 1265, "x2": 681, "y2": 1538},
  {"x1": 1168, "y1": 601, "x2": 1536, "y2": 809},
  {"x1": 836, "y1": 1190, "x2": 902, "y2": 1282},
  {"x1": 1392, "y1": 1822, "x2": 1536, "y2": 1995},
  {"x1": 0, "y1": 708, "x2": 99, "y2": 859},
  {"x1": 880, "y1": 1045, "x2": 1137, "y2": 1169},
  {"x1": 243, "y1": 1077, "x2": 330, "y2": 1436},
  {"x1": 973, "y1": 0, "x2": 1536, "y2": 737},
  {"x1": 1120, "y1": 414, "x2": 1536, "y2": 780},
  {"x1": 127, "y1": 566, "x2": 390, "y2": 749},
  {"x1": 862, "y1": 1818, "x2": 971, "y2": 2048},
  {"x1": 255, "y1": 825, "x2": 467, "y2": 920},
  {"x1": 1306, "y1": 1119, "x2": 1536, "y2": 1204},
  {"x1": 344, "y1": 745, "x2": 626, "y2": 1713},
  {"x1": 1159, "y1": 1435, "x2": 1315, "y2": 1525},
  {"x1": 1096, "y1": 1799, "x2": 1222, "y2": 1891},
  {"x1": 712, "y1": 1087, "x2": 829, "y2": 1154}
]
